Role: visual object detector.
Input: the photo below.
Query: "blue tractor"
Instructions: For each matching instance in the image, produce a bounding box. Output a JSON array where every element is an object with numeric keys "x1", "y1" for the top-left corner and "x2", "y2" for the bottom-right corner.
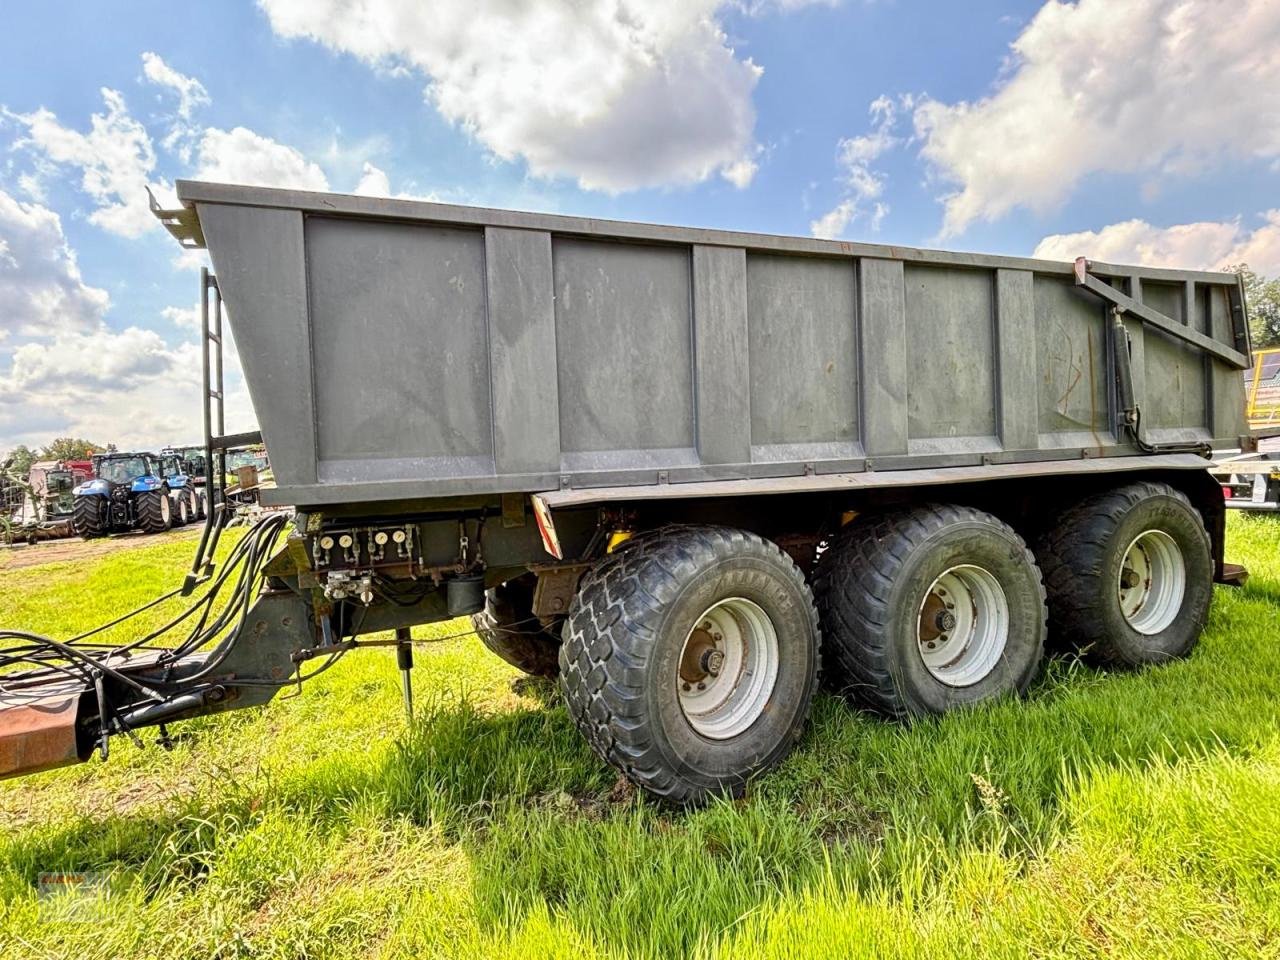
[{"x1": 72, "y1": 451, "x2": 205, "y2": 539}]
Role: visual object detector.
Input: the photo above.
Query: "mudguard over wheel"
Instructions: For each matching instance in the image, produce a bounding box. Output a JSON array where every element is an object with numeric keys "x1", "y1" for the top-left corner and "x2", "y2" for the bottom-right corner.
[
  {"x1": 72, "y1": 496, "x2": 108, "y2": 539},
  {"x1": 813, "y1": 504, "x2": 1046, "y2": 720},
  {"x1": 472, "y1": 575, "x2": 562, "y2": 678},
  {"x1": 136, "y1": 490, "x2": 172, "y2": 534},
  {"x1": 559, "y1": 525, "x2": 820, "y2": 804},
  {"x1": 1036, "y1": 481, "x2": 1212, "y2": 667}
]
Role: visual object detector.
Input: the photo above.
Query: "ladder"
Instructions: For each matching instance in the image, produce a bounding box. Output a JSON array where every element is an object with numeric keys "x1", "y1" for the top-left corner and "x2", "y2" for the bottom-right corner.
[{"x1": 185, "y1": 268, "x2": 263, "y2": 591}]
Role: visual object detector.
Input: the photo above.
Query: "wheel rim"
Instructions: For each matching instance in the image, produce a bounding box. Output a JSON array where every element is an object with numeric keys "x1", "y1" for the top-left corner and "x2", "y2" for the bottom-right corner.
[
  {"x1": 916, "y1": 565, "x2": 1009, "y2": 687},
  {"x1": 677, "y1": 597, "x2": 780, "y2": 740},
  {"x1": 1117, "y1": 530, "x2": 1185, "y2": 635},
  {"x1": 160, "y1": 495, "x2": 171, "y2": 523}
]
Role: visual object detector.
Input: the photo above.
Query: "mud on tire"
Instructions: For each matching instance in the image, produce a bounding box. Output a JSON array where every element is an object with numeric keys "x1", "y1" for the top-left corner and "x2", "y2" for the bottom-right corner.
[
  {"x1": 472, "y1": 575, "x2": 562, "y2": 679},
  {"x1": 559, "y1": 525, "x2": 820, "y2": 805}
]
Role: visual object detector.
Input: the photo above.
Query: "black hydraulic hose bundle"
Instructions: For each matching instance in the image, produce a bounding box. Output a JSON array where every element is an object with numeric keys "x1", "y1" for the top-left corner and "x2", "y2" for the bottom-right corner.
[
  {"x1": 0, "y1": 510, "x2": 295, "y2": 755},
  {"x1": 0, "y1": 505, "x2": 552, "y2": 760}
]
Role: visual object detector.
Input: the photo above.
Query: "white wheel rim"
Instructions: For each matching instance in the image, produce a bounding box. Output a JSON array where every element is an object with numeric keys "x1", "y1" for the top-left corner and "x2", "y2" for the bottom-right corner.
[
  {"x1": 1118, "y1": 530, "x2": 1185, "y2": 635},
  {"x1": 917, "y1": 564, "x2": 1009, "y2": 687},
  {"x1": 160, "y1": 495, "x2": 170, "y2": 523},
  {"x1": 677, "y1": 597, "x2": 780, "y2": 740}
]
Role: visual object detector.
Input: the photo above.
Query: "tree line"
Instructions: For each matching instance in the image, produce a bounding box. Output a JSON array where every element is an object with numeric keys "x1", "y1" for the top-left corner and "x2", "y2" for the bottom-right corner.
[
  {"x1": 2, "y1": 438, "x2": 105, "y2": 479},
  {"x1": 1237, "y1": 265, "x2": 1280, "y2": 350}
]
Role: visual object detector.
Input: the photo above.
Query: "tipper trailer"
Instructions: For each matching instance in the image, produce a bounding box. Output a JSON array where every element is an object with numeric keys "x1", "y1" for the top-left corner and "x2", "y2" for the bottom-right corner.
[{"x1": 0, "y1": 182, "x2": 1256, "y2": 802}]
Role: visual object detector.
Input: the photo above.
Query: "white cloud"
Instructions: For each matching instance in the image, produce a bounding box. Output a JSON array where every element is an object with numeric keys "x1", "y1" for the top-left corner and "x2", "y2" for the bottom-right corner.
[
  {"x1": 2, "y1": 327, "x2": 178, "y2": 394},
  {"x1": 0, "y1": 325, "x2": 255, "y2": 451},
  {"x1": 257, "y1": 0, "x2": 764, "y2": 192},
  {"x1": 1034, "y1": 211, "x2": 1280, "y2": 276},
  {"x1": 141, "y1": 52, "x2": 210, "y2": 120},
  {"x1": 810, "y1": 95, "x2": 899, "y2": 239},
  {"x1": 161, "y1": 303, "x2": 201, "y2": 330},
  {"x1": 9, "y1": 88, "x2": 166, "y2": 238},
  {"x1": 0, "y1": 189, "x2": 109, "y2": 338},
  {"x1": 194, "y1": 126, "x2": 329, "y2": 191},
  {"x1": 721, "y1": 156, "x2": 759, "y2": 190},
  {"x1": 913, "y1": 0, "x2": 1280, "y2": 236},
  {"x1": 141, "y1": 52, "x2": 211, "y2": 162},
  {"x1": 810, "y1": 200, "x2": 857, "y2": 240},
  {"x1": 352, "y1": 161, "x2": 392, "y2": 197}
]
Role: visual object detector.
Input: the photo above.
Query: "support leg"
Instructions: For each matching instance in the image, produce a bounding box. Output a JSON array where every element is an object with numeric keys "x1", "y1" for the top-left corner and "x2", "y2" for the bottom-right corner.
[{"x1": 395, "y1": 627, "x2": 414, "y2": 721}]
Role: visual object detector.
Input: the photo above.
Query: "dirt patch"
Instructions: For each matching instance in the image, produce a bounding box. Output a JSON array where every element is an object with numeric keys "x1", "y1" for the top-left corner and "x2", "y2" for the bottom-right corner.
[{"x1": 0, "y1": 526, "x2": 203, "y2": 571}]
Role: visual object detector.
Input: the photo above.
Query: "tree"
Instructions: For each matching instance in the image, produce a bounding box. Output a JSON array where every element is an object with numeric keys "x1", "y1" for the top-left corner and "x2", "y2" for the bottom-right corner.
[
  {"x1": 1227, "y1": 264, "x2": 1280, "y2": 350},
  {"x1": 39, "y1": 437, "x2": 105, "y2": 461},
  {"x1": 3, "y1": 444, "x2": 37, "y2": 478}
]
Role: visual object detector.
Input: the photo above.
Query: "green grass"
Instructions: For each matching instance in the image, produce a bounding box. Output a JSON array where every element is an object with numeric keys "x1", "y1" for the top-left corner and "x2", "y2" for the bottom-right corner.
[{"x1": 1, "y1": 514, "x2": 1279, "y2": 959}]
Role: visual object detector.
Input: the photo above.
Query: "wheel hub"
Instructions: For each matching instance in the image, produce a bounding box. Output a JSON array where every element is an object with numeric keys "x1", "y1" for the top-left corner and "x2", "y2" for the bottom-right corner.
[
  {"x1": 916, "y1": 565, "x2": 1009, "y2": 687},
  {"x1": 1117, "y1": 530, "x2": 1185, "y2": 635},
  {"x1": 679, "y1": 628, "x2": 718, "y2": 684},
  {"x1": 677, "y1": 598, "x2": 780, "y2": 740}
]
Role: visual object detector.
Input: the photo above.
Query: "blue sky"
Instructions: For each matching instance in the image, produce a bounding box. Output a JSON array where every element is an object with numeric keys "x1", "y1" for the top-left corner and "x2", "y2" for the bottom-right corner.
[{"x1": 1, "y1": 0, "x2": 1278, "y2": 452}]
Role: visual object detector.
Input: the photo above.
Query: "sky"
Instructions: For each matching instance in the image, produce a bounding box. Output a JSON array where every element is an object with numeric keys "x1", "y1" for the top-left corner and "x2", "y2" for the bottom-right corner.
[{"x1": 1, "y1": 0, "x2": 1278, "y2": 454}]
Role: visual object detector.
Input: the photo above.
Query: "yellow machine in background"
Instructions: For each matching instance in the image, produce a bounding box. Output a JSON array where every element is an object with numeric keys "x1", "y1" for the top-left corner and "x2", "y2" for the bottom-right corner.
[
  {"x1": 1215, "y1": 348, "x2": 1280, "y2": 512},
  {"x1": 1246, "y1": 347, "x2": 1280, "y2": 430}
]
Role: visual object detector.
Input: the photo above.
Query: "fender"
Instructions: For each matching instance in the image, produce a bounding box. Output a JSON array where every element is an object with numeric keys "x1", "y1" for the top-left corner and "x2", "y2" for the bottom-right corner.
[
  {"x1": 130, "y1": 475, "x2": 164, "y2": 494},
  {"x1": 73, "y1": 479, "x2": 111, "y2": 497}
]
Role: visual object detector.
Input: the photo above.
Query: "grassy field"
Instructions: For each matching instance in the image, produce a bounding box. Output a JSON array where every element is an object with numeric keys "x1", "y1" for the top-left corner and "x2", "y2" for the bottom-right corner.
[{"x1": 1, "y1": 515, "x2": 1279, "y2": 958}]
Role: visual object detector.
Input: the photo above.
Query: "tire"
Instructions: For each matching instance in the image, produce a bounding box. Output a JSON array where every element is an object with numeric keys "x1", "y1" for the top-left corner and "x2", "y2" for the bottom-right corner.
[
  {"x1": 72, "y1": 496, "x2": 108, "y2": 539},
  {"x1": 174, "y1": 493, "x2": 191, "y2": 527},
  {"x1": 559, "y1": 526, "x2": 820, "y2": 804},
  {"x1": 1035, "y1": 481, "x2": 1212, "y2": 667},
  {"x1": 194, "y1": 489, "x2": 207, "y2": 520},
  {"x1": 813, "y1": 504, "x2": 1046, "y2": 720},
  {"x1": 471, "y1": 575, "x2": 562, "y2": 678},
  {"x1": 136, "y1": 490, "x2": 172, "y2": 534}
]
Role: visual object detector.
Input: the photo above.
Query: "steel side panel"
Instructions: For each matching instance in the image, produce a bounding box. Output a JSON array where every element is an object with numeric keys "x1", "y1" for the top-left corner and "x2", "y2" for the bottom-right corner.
[
  {"x1": 995, "y1": 270, "x2": 1038, "y2": 450},
  {"x1": 693, "y1": 246, "x2": 751, "y2": 465},
  {"x1": 182, "y1": 184, "x2": 1250, "y2": 506},
  {"x1": 553, "y1": 237, "x2": 696, "y2": 465},
  {"x1": 306, "y1": 217, "x2": 493, "y2": 478},
  {"x1": 197, "y1": 203, "x2": 318, "y2": 484},
  {"x1": 486, "y1": 227, "x2": 560, "y2": 475},
  {"x1": 745, "y1": 252, "x2": 859, "y2": 457},
  {"x1": 858, "y1": 258, "x2": 908, "y2": 457},
  {"x1": 904, "y1": 263, "x2": 996, "y2": 448}
]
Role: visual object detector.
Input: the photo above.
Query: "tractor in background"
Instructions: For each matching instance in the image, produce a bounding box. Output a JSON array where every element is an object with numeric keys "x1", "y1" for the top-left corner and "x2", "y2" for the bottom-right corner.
[{"x1": 72, "y1": 451, "x2": 204, "y2": 538}]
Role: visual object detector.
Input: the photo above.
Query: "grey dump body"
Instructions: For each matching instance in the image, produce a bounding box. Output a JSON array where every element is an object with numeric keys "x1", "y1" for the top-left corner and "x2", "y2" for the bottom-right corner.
[{"x1": 168, "y1": 180, "x2": 1250, "y2": 510}]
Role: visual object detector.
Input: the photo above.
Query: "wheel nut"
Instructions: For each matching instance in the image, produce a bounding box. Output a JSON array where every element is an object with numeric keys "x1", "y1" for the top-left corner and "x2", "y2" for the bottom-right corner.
[
  {"x1": 682, "y1": 682, "x2": 691, "y2": 692},
  {"x1": 697, "y1": 682, "x2": 706, "y2": 691},
  {"x1": 1120, "y1": 569, "x2": 1139, "y2": 589}
]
